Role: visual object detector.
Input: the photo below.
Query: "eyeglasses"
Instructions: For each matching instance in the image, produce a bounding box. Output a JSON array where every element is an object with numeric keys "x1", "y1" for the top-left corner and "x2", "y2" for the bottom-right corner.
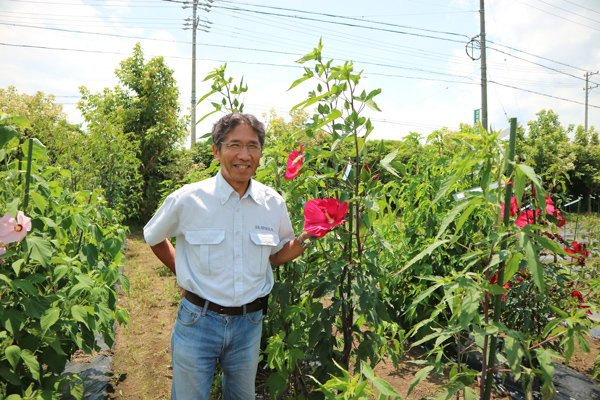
[{"x1": 221, "y1": 142, "x2": 263, "y2": 154}]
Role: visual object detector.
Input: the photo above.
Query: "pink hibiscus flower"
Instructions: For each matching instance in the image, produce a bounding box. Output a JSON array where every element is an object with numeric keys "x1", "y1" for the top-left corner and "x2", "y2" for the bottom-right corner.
[
  {"x1": 0, "y1": 211, "x2": 32, "y2": 244},
  {"x1": 303, "y1": 198, "x2": 348, "y2": 237},
  {"x1": 284, "y1": 145, "x2": 304, "y2": 180}
]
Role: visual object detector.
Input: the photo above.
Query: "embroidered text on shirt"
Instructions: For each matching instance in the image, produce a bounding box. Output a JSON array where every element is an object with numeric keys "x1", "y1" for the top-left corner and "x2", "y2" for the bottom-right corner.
[{"x1": 255, "y1": 225, "x2": 274, "y2": 232}]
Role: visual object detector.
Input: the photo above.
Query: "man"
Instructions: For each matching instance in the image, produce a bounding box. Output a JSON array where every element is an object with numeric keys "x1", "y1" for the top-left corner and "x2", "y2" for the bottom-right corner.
[{"x1": 143, "y1": 113, "x2": 314, "y2": 400}]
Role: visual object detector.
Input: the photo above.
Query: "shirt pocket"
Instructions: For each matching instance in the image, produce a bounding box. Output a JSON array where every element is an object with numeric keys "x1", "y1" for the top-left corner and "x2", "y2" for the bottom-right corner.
[
  {"x1": 249, "y1": 231, "x2": 279, "y2": 275},
  {"x1": 185, "y1": 229, "x2": 225, "y2": 275}
]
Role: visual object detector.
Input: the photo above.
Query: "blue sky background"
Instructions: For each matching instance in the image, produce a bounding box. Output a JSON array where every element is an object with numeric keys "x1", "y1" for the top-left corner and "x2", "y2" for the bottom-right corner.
[{"x1": 1, "y1": 0, "x2": 599, "y2": 144}]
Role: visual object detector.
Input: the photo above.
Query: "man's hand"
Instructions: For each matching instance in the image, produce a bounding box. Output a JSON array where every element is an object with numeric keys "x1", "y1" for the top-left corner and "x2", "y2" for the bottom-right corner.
[{"x1": 269, "y1": 231, "x2": 315, "y2": 266}]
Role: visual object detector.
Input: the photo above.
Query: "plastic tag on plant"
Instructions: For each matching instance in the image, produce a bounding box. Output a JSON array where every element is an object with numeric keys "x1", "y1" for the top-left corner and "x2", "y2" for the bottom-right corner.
[{"x1": 342, "y1": 162, "x2": 352, "y2": 181}]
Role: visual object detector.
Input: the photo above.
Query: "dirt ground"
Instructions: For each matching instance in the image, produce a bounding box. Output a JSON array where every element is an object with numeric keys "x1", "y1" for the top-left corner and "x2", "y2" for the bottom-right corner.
[{"x1": 104, "y1": 231, "x2": 600, "y2": 400}]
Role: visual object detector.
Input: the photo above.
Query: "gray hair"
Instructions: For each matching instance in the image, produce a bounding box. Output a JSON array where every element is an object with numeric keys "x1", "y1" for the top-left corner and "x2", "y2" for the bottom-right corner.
[{"x1": 211, "y1": 113, "x2": 265, "y2": 150}]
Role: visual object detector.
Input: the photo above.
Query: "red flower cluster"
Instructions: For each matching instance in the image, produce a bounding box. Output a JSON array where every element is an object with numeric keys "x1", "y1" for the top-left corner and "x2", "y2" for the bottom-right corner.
[
  {"x1": 571, "y1": 290, "x2": 592, "y2": 315},
  {"x1": 501, "y1": 195, "x2": 565, "y2": 228},
  {"x1": 565, "y1": 241, "x2": 590, "y2": 257}
]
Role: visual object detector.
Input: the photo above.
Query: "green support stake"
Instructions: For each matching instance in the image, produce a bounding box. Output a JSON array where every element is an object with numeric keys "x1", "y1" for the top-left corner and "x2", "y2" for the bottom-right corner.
[
  {"x1": 23, "y1": 138, "x2": 33, "y2": 211},
  {"x1": 483, "y1": 118, "x2": 517, "y2": 400}
]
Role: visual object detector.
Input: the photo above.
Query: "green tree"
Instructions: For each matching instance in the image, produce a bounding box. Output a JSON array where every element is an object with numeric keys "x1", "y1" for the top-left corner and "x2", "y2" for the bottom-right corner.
[
  {"x1": 0, "y1": 86, "x2": 79, "y2": 166},
  {"x1": 518, "y1": 110, "x2": 575, "y2": 193},
  {"x1": 78, "y1": 43, "x2": 190, "y2": 223},
  {"x1": 567, "y1": 125, "x2": 600, "y2": 212}
]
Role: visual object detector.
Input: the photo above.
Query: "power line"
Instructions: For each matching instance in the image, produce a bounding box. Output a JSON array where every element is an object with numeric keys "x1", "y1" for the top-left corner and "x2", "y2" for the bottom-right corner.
[
  {"x1": 513, "y1": 0, "x2": 600, "y2": 32},
  {"x1": 208, "y1": 3, "x2": 469, "y2": 44},
  {"x1": 487, "y1": 46, "x2": 588, "y2": 83},
  {"x1": 534, "y1": 0, "x2": 600, "y2": 25},
  {"x1": 216, "y1": 0, "x2": 473, "y2": 40},
  {"x1": 486, "y1": 39, "x2": 587, "y2": 73},
  {"x1": 489, "y1": 80, "x2": 600, "y2": 109},
  {"x1": 559, "y1": 0, "x2": 600, "y2": 15}
]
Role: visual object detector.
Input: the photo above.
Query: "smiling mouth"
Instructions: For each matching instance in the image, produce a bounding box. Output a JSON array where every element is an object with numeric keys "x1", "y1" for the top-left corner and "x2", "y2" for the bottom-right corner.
[{"x1": 236, "y1": 165, "x2": 250, "y2": 169}]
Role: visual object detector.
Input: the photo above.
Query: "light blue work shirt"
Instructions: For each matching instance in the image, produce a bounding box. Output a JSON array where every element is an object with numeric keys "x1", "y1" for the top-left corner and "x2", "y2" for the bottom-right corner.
[{"x1": 144, "y1": 170, "x2": 295, "y2": 307}]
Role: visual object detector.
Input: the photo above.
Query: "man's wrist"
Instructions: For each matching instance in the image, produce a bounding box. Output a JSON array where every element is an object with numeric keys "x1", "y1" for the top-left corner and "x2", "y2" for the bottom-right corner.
[{"x1": 299, "y1": 232, "x2": 316, "y2": 248}]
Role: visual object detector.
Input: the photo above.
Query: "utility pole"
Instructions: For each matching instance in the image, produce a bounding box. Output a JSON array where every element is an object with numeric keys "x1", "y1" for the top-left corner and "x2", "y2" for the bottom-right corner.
[
  {"x1": 184, "y1": 0, "x2": 212, "y2": 146},
  {"x1": 479, "y1": 0, "x2": 488, "y2": 133},
  {"x1": 584, "y1": 71, "x2": 599, "y2": 131}
]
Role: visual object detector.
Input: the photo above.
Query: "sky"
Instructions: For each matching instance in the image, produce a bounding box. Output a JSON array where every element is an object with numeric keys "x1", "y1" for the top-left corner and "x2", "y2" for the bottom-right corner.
[{"x1": 1, "y1": 0, "x2": 599, "y2": 146}]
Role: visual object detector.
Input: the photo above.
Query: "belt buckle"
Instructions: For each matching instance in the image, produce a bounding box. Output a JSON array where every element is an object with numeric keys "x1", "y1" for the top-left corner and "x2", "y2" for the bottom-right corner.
[{"x1": 217, "y1": 305, "x2": 228, "y2": 316}]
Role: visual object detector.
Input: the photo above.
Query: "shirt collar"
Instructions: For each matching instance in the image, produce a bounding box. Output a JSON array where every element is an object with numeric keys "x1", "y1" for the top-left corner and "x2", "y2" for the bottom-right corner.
[{"x1": 216, "y1": 170, "x2": 261, "y2": 205}]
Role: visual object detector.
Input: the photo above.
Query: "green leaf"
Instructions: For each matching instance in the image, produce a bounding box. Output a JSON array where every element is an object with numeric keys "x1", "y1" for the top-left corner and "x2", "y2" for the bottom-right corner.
[
  {"x1": 522, "y1": 227, "x2": 569, "y2": 256},
  {"x1": 505, "y1": 333, "x2": 524, "y2": 378},
  {"x1": 12, "y1": 259, "x2": 24, "y2": 276},
  {"x1": 103, "y1": 237, "x2": 122, "y2": 258},
  {"x1": 5, "y1": 345, "x2": 21, "y2": 370},
  {"x1": 119, "y1": 274, "x2": 130, "y2": 295},
  {"x1": 73, "y1": 214, "x2": 91, "y2": 231},
  {"x1": 12, "y1": 279, "x2": 37, "y2": 296},
  {"x1": 81, "y1": 243, "x2": 99, "y2": 268},
  {"x1": 407, "y1": 365, "x2": 434, "y2": 397},
  {"x1": 30, "y1": 191, "x2": 47, "y2": 212},
  {"x1": 25, "y1": 236, "x2": 53, "y2": 267},
  {"x1": 436, "y1": 198, "x2": 475, "y2": 240},
  {"x1": 287, "y1": 70, "x2": 314, "y2": 91},
  {"x1": 41, "y1": 307, "x2": 61, "y2": 332},
  {"x1": 0, "y1": 125, "x2": 21, "y2": 149},
  {"x1": 380, "y1": 149, "x2": 400, "y2": 178},
  {"x1": 70, "y1": 380, "x2": 85, "y2": 400},
  {"x1": 291, "y1": 90, "x2": 335, "y2": 111},
  {"x1": 71, "y1": 305, "x2": 90, "y2": 329},
  {"x1": 522, "y1": 234, "x2": 545, "y2": 292},
  {"x1": 22, "y1": 137, "x2": 47, "y2": 161},
  {"x1": 20, "y1": 349, "x2": 40, "y2": 381},
  {"x1": 400, "y1": 240, "x2": 449, "y2": 274},
  {"x1": 353, "y1": 96, "x2": 381, "y2": 112}
]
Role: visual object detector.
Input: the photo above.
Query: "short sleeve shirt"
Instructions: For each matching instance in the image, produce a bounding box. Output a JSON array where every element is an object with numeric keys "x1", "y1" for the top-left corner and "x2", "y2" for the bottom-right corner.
[{"x1": 143, "y1": 170, "x2": 295, "y2": 306}]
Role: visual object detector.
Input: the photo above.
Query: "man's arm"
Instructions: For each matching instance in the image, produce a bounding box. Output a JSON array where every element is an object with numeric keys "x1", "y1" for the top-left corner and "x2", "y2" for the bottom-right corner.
[
  {"x1": 150, "y1": 239, "x2": 176, "y2": 275},
  {"x1": 269, "y1": 231, "x2": 313, "y2": 266}
]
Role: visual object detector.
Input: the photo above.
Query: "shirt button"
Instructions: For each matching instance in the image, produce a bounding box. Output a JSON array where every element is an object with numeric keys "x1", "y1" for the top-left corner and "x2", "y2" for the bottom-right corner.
[
  {"x1": 236, "y1": 231, "x2": 240, "y2": 235},
  {"x1": 236, "y1": 276, "x2": 241, "y2": 281},
  {"x1": 236, "y1": 254, "x2": 241, "y2": 258}
]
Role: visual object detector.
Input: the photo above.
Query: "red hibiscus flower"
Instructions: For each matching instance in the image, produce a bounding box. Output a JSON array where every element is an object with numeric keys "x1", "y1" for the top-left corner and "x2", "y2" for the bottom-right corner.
[
  {"x1": 284, "y1": 145, "x2": 304, "y2": 180},
  {"x1": 571, "y1": 291, "x2": 592, "y2": 315},
  {"x1": 304, "y1": 198, "x2": 349, "y2": 237},
  {"x1": 544, "y1": 195, "x2": 555, "y2": 214},
  {"x1": 565, "y1": 242, "x2": 589, "y2": 257},
  {"x1": 515, "y1": 209, "x2": 540, "y2": 227},
  {"x1": 501, "y1": 196, "x2": 519, "y2": 217},
  {"x1": 555, "y1": 212, "x2": 566, "y2": 227}
]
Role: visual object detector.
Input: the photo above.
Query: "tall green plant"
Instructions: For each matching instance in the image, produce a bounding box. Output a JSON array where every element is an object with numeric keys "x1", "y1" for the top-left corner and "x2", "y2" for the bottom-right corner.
[
  {"x1": 401, "y1": 122, "x2": 595, "y2": 400},
  {"x1": 0, "y1": 115, "x2": 129, "y2": 399}
]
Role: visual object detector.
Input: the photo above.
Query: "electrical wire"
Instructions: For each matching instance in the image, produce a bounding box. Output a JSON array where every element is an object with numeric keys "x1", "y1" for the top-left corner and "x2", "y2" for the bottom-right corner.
[
  {"x1": 513, "y1": 0, "x2": 600, "y2": 32},
  {"x1": 533, "y1": 0, "x2": 600, "y2": 25},
  {"x1": 559, "y1": 0, "x2": 600, "y2": 15},
  {"x1": 489, "y1": 80, "x2": 600, "y2": 109}
]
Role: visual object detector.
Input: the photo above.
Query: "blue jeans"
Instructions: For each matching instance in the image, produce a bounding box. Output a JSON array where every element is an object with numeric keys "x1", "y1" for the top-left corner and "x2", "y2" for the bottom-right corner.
[{"x1": 171, "y1": 296, "x2": 263, "y2": 400}]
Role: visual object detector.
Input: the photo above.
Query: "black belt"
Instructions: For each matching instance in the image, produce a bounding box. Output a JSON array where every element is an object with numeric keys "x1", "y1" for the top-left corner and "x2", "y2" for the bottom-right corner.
[{"x1": 183, "y1": 291, "x2": 263, "y2": 315}]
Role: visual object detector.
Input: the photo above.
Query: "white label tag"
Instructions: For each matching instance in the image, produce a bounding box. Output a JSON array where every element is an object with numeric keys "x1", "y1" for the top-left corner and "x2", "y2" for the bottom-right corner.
[{"x1": 342, "y1": 163, "x2": 352, "y2": 181}]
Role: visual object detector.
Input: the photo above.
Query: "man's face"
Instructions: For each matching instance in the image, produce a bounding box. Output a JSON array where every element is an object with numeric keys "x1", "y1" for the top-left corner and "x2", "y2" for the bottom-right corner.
[{"x1": 212, "y1": 124, "x2": 262, "y2": 195}]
